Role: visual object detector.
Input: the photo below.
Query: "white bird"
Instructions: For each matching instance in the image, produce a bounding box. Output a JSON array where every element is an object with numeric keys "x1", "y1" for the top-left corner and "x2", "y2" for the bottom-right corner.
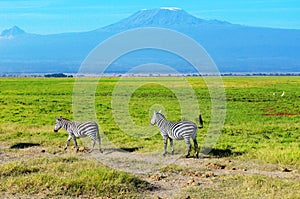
[{"x1": 281, "y1": 91, "x2": 285, "y2": 97}]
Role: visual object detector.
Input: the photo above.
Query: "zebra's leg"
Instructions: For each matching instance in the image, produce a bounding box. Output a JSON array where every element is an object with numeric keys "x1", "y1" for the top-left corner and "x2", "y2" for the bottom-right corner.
[
  {"x1": 185, "y1": 138, "x2": 192, "y2": 158},
  {"x1": 163, "y1": 136, "x2": 168, "y2": 156},
  {"x1": 72, "y1": 136, "x2": 79, "y2": 152},
  {"x1": 97, "y1": 137, "x2": 103, "y2": 153},
  {"x1": 64, "y1": 135, "x2": 72, "y2": 150},
  {"x1": 169, "y1": 138, "x2": 174, "y2": 155},
  {"x1": 193, "y1": 137, "x2": 199, "y2": 158},
  {"x1": 88, "y1": 139, "x2": 95, "y2": 153}
]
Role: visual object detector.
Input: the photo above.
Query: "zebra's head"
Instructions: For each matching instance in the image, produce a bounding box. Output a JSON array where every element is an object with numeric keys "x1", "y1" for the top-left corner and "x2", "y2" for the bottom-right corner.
[
  {"x1": 54, "y1": 116, "x2": 63, "y2": 132},
  {"x1": 150, "y1": 110, "x2": 162, "y2": 125}
]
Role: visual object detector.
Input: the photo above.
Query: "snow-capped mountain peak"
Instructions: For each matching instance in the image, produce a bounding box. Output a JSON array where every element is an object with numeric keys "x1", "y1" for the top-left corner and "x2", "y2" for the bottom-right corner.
[{"x1": 103, "y1": 8, "x2": 205, "y2": 31}]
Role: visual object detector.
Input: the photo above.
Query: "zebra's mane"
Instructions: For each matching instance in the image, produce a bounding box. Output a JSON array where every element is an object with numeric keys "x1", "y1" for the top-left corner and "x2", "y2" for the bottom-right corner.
[
  {"x1": 156, "y1": 112, "x2": 166, "y2": 119},
  {"x1": 58, "y1": 117, "x2": 70, "y2": 121}
]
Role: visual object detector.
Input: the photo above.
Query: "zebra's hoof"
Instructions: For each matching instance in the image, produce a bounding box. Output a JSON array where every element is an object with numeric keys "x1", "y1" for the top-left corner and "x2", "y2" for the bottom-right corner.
[{"x1": 186, "y1": 154, "x2": 190, "y2": 158}]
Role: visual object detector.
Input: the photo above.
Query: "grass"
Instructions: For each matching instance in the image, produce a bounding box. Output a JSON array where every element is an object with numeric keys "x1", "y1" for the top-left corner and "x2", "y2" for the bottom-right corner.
[
  {"x1": 0, "y1": 76, "x2": 299, "y2": 197},
  {"x1": 0, "y1": 76, "x2": 299, "y2": 161},
  {"x1": 175, "y1": 174, "x2": 300, "y2": 199},
  {"x1": 0, "y1": 155, "x2": 150, "y2": 198}
]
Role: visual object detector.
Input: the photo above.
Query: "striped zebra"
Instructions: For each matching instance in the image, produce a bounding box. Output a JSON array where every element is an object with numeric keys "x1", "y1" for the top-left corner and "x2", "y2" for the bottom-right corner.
[
  {"x1": 150, "y1": 110, "x2": 203, "y2": 158},
  {"x1": 54, "y1": 116, "x2": 102, "y2": 153}
]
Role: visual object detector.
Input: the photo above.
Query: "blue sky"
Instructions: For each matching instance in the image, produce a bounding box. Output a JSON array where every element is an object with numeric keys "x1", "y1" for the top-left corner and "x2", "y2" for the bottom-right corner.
[{"x1": 0, "y1": 0, "x2": 299, "y2": 34}]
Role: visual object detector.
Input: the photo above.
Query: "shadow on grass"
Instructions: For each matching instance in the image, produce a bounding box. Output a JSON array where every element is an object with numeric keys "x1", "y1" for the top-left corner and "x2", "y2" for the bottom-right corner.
[
  {"x1": 103, "y1": 147, "x2": 142, "y2": 155},
  {"x1": 120, "y1": 147, "x2": 141, "y2": 152},
  {"x1": 10, "y1": 142, "x2": 40, "y2": 149},
  {"x1": 204, "y1": 148, "x2": 244, "y2": 158}
]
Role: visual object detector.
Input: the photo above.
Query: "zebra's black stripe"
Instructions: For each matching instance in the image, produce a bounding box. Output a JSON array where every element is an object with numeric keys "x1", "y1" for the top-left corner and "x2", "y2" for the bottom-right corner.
[
  {"x1": 150, "y1": 111, "x2": 201, "y2": 158},
  {"x1": 54, "y1": 116, "x2": 102, "y2": 153}
]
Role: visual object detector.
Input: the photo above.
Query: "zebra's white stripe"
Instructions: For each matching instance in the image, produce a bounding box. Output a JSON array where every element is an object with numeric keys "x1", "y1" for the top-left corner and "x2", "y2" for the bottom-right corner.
[
  {"x1": 54, "y1": 116, "x2": 102, "y2": 153},
  {"x1": 151, "y1": 111, "x2": 200, "y2": 158}
]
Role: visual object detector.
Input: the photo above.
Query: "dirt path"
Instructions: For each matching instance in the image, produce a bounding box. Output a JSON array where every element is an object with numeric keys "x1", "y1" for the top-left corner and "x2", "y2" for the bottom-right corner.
[
  {"x1": 1, "y1": 145, "x2": 299, "y2": 199},
  {"x1": 85, "y1": 148, "x2": 299, "y2": 198},
  {"x1": 138, "y1": 156, "x2": 299, "y2": 199}
]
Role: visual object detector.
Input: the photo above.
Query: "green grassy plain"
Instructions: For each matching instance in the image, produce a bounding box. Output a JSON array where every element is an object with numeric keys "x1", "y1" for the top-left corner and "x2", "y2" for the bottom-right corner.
[{"x1": 0, "y1": 76, "x2": 299, "y2": 198}]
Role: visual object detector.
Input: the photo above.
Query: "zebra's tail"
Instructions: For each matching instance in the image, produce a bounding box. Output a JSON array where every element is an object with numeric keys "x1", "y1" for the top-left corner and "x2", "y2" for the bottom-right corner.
[{"x1": 198, "y1": 114, "x2": 204, "y2": 129}]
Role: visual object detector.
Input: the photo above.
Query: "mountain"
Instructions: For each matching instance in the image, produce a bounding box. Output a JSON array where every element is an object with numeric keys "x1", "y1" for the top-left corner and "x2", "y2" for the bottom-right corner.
[
  {"x1": 103, "y1": 7, "x2": 230, "y2": 32},
  {"x1": 0, "y1": 8, "x2": 299, "y2": 74},
  {"x1": 104, "y1": 7, "x2": 205, "y2": 31},
  {"x1": 1, "y1": 26, "x2": 26, "y2": 37}
]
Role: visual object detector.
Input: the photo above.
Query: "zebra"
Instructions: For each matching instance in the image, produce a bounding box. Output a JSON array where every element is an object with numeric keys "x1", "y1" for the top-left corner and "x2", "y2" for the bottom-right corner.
[
  {"x1": 150, "y1": 110, "x2": 203, "y2": 158},
  {"x1": 53, "y1": 116, "x2": 102, "y2": 153}
]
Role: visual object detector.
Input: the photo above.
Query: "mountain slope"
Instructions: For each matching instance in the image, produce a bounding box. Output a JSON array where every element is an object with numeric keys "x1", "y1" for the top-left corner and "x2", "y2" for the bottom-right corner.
[
  {"x1": 1, "y1": 26, "x2": 26, "y2": 37},
  {"x1": 0, "y1": 8, "x2": 299, "y2": 74}
]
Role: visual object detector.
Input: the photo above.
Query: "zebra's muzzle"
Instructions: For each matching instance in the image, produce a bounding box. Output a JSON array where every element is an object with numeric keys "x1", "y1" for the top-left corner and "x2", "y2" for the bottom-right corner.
[{"x1": 54, "y1": 129, "x2": 58, "y2": 132}]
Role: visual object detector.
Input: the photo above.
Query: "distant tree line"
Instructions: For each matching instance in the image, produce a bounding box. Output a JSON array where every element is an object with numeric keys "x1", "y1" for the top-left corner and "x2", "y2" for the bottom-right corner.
[{"x1": 44, "y1": 73, "x2": 73, "y2": 78}]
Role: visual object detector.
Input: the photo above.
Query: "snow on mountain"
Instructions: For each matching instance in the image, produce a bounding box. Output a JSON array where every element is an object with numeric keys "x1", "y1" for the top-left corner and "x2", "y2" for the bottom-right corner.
[{"x1": 159, "y1": 7, "x2": 182, "y2": 11}]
